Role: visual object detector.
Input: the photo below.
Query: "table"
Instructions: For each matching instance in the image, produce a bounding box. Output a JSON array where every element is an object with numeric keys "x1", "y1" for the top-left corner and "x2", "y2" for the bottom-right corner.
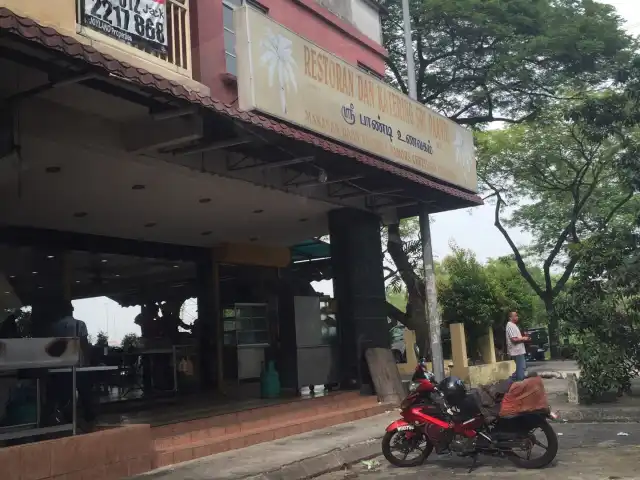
[{"x1": 0, "y1": 365, "x2": 119, "y2": 441}]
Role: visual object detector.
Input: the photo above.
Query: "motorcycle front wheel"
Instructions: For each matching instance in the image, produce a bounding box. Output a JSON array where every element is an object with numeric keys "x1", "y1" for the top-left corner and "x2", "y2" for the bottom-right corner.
[
  {"x1": 381, "y1": 429, "x2": 433, "y2": 467},
  {"x1": 508, "y1": 420, "x2": 558, "y2": 469}
]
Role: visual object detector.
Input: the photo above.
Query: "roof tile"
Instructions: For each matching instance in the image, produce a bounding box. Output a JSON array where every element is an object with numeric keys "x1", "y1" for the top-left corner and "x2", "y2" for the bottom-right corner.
[{"x1": 0, "y1": 7, "x2": 482, "y2": 205}]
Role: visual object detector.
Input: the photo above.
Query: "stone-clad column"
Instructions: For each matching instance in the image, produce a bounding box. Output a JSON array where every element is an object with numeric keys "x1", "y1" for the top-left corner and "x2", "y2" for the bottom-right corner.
[{"x1": 328, "y1": 208, "x2": 388, "y2": 391}]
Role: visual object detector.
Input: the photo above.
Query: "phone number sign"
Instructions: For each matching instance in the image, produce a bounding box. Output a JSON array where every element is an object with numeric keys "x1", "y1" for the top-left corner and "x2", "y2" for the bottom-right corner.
[{"x1": 81, "y1": 0, "x2": 168, "y2": 54}]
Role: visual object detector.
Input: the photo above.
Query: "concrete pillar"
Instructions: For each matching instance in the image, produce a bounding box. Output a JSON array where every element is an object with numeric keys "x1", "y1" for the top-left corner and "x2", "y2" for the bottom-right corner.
[
  {"x1": 404, "y1": 329, "x2": 418, "y2": 366},
  {"x1": 450, "y1": 323, "x2": 468, "y2": 378},
  {"x1": 479, "y1": 327, "x2": 497, "y2": 364},
  {"x1": 61, "y1": 252, "x2": 72, "y2": 302},
  {"x1": 196, "y1": 253, "x2": 222, "y2": 391},
  {"x1": 329, "y1": 208, "x2": 388, "y2": 391}
]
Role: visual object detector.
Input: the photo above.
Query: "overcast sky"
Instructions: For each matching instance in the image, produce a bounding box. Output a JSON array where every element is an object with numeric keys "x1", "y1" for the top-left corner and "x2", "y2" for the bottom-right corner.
[{"x1": 74, "y1": 0, "x2": 640, "y2": 344}]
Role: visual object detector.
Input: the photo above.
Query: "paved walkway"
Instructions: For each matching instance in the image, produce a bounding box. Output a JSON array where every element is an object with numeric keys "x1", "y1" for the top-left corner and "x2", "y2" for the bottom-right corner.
[{"x1": 319, "y1": 424, "x2": 640, "y2": 480}]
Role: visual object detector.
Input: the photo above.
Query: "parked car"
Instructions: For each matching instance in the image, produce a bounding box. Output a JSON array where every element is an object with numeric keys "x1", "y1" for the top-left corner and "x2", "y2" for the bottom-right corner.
[{"x1": 524, "y1": 327, "x2": 549, "y2": 361}]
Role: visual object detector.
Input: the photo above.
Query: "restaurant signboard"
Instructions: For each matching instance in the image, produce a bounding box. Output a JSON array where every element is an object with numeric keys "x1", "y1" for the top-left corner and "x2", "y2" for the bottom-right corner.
[{"x1": 234, "y1": 6, "x2": 477, "y2": 192}]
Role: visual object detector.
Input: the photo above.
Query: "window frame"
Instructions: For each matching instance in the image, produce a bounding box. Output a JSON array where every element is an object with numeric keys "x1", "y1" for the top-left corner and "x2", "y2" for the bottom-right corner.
[
  {"x1": 357, "y1": 61, "x2": 384, "y2": 80},
  {"x1": 223, "y1": 0, "x2": 269, "y2": 75}
]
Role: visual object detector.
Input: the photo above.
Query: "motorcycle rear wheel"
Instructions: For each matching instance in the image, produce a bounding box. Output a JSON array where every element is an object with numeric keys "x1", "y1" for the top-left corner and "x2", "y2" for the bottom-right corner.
[
  {"x1": 382, "y1": 429, "x2": 433, "y2": 467},
  {"x1": 508, "y1": 420, "x2": 558, "y2": 469}
]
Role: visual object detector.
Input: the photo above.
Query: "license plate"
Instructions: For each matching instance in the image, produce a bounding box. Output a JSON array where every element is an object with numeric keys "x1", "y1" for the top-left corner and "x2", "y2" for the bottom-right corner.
[{"x1": 397, "y1": 425, "x2": 415, "y2": 432}]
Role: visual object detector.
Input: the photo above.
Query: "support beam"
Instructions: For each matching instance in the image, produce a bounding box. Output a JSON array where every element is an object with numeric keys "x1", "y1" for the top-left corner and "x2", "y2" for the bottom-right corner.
[
  {"x1": 172, "y1": 137, "x2": 253, "y2": 156},
  {"x1": 336, "y1": 188, "x2": 403, "y2": 200},
  {"x1": 289, "y1": 175, "x2": 364, "y2": 188},
  {"x1": 229, "y1": 156, "x2": 315, "y2": 172},
  {"x1": 122, "y1": 114, "x2": 204, "y2": 153}
]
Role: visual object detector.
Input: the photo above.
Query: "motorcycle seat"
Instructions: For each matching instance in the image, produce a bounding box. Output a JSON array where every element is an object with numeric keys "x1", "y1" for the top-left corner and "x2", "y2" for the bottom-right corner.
[{"x1": 499, "y1": 408, "x2": 551, "y2": 420}]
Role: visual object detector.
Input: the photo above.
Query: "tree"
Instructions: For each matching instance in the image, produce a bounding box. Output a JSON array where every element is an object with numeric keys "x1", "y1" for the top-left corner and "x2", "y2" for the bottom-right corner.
[
  {"x1": 485, "y1": 256, "x2": 547, "y2": 328},
  {"x1": 556, "y1": 227, "x2": 640, "y2": 397},
  {"x1": 95, "y1": 331, "x2": 109, "y2": 347},
  {"x1": 121, "y1": 333, "x2": 141, "y2": 351},
  {"x1": 381, "y1": 0, "x2": 634, "y2": 357},
  {"x1": 477, "y1": 102, "x2": 640, "y2": 357},
  {"x1": 383, "y1": 0, "x2": 633, "y2": 126},
  {"x1": 437, "y1": 245, "x2": 497, "y2": 358},
  {"x1": 436, "y1": 247, "x2": 547, "y2": 358}
]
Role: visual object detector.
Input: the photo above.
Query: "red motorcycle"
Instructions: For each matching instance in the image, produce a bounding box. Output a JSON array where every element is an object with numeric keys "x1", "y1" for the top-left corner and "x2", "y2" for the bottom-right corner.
[{"x1": 382, "y1": 375, "x2": 558, "y2": 471}]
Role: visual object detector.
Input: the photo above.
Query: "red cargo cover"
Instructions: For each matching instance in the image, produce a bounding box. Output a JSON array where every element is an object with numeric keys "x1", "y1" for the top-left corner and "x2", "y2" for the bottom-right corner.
[{"x1": 499, "y1": 376, "x2": 549, "y2": 417}]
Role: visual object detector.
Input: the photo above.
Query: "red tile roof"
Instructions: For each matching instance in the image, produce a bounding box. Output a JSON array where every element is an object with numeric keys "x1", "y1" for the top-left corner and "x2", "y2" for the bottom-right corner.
[{"x1": 0, "y1": 7, "x2": 482, "y2": 205}]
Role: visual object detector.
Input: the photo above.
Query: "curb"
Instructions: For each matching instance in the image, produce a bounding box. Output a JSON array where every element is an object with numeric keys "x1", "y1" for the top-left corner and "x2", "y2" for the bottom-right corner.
[
  {"x1": 555, "y1": 407, "x2": 640, "y2": 423},
  {"x1": 244, "y1": 437, "x2": 383, "y2": 480}
]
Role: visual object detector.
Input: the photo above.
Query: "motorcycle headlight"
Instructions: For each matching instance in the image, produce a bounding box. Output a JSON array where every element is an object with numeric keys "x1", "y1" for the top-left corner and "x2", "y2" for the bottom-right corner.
[{"x1": 408, "y1": 382, "x2": 419, "y2": 393}]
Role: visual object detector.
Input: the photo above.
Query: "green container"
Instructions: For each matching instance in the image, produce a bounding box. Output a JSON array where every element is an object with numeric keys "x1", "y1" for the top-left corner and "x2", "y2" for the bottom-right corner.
[{"x1": 260, "y1": 360, "x2": 281, "y2": 399}]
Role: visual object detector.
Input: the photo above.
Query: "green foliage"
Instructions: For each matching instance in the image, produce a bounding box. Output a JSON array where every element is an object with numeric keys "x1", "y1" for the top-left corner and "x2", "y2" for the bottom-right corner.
[
  {"x1": 436, "y1": 245, "x2": 544, "y2": 357},
  {"x1": 121, "y1": 333, "x2": 141, "y2": 350},
  {"x1": 575, "y1": 338, "x2": 634, "y2": 400},
  {"x1": 557, "y1": 228, "x2": 640, "y2": 399},
  {"x1": 477, "y1": 100, "x2": 639, "y2": 356},
  {"x1": 485, "y1": 257, "x2": 547, "y2": 327},
  {"x1": 386, "y1": 291, "x2": 407, "y2": 313},
  {"x1": 383, "y1": 0, "x2": 633, "y2": 125},
  {"x1": 95, "y1": 331, "x2": 109, "y2": 347}
]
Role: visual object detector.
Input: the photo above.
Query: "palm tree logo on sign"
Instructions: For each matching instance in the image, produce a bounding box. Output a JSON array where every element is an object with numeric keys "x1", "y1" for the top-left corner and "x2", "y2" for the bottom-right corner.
[
  {"x1": 259, "y1": 28, "x2": 298, "y2": 114},
  {"x1": 453, "y1": 129, "x2": 473, "y2": 181}
]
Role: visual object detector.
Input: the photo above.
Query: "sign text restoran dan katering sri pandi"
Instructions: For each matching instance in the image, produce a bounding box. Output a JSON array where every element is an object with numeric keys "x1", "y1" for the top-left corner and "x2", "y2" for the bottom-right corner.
[{"x1": 303, "y1": 45, "x2": 451, "y2": 145}]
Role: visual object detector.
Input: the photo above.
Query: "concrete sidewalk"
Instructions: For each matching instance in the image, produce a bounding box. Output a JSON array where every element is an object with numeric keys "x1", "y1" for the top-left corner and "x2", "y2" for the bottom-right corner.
[{"x1": 134, "y1": 412, "x2": 395, "y2": 480}]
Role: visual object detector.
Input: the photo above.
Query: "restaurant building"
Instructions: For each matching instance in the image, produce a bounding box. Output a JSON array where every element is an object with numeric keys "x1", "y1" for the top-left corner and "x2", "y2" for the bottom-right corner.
[{"x1": 0, "y1": 0, "x2": 481, "y2": 477}]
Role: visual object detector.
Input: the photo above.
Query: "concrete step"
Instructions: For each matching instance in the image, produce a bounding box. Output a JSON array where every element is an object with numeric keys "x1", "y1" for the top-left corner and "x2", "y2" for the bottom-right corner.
[
  {"x1": 152, "y1": 394, "x2": 387, "y2": 468},
  {"x1": 151, "y1": 391, "x2": 368, "y2": 444}
]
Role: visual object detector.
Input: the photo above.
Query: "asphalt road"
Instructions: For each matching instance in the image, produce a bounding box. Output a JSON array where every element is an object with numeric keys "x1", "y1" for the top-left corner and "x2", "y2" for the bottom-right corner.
[{"x1": 317, "y1": 422, "x2": 640, "y2": 480}]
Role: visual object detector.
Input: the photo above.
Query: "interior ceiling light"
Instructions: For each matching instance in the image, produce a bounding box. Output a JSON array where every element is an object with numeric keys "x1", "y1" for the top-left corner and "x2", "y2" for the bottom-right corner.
[
  {"x1": 45, "y1": 166, "x2": 61, "y2": 173},
  {"x1": 9, "y1": 275, "x2": 15, "y2": 279},
  {"x1": 199, "y1": 198, "x2": 211, "y2": 204},
  {"x1": 75, "y1": 280, "x2": 81, "y2": 283},
  {"x1": 73, "y1": 212, "x2": 88, "y2": 218},
  {"x1": 47, "y1": 255, "x2": 55, "y2": 259},
  {"x1": 32, "y1": 271, "x2": 38, "y2": 275},
  {"x1": 253, "y1": 209, "x2": 264, "y2": 214},
  {"x1": 101, "y1": 259, "x2": 108, "y2": 263},
  {"x1": 132, "y1": 184, "x2": 146, "y2": 190},
  {"x1": 38, "y1": 286, "x2": 43, "y2": 289},
  {"x1": 173, "y1": 265, "x2": 179, "y2": 268},
  {"x1": 144, "y1": 222, "x2": 157, "y2": 228}
]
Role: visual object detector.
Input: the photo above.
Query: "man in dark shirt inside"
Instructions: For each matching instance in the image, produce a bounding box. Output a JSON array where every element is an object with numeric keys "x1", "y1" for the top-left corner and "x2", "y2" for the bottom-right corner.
[{"x1": 48, "y1": 300, "x2": 96, "y2": 429}]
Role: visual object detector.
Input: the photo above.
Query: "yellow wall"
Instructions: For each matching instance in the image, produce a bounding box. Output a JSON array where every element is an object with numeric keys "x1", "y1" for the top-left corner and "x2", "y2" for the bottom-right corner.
[
  {"x1": 3, "y1": 0, "x2": 208, "y2": 95},
  {"x1": 464, "y1": 361, "x2": 515, "y2": 387}
]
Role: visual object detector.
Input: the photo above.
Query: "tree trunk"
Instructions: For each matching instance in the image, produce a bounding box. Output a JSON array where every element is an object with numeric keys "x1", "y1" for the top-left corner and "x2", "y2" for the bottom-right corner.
[
  {"x1": 545, "y1": 298, "x2": 561, "y2": 359},
  {"x1": 386, "y1": 222, "x2": 432, "y2": 363},
  {"x1": 407, "y1": 291, "x2": 430, "y2": 360}
]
